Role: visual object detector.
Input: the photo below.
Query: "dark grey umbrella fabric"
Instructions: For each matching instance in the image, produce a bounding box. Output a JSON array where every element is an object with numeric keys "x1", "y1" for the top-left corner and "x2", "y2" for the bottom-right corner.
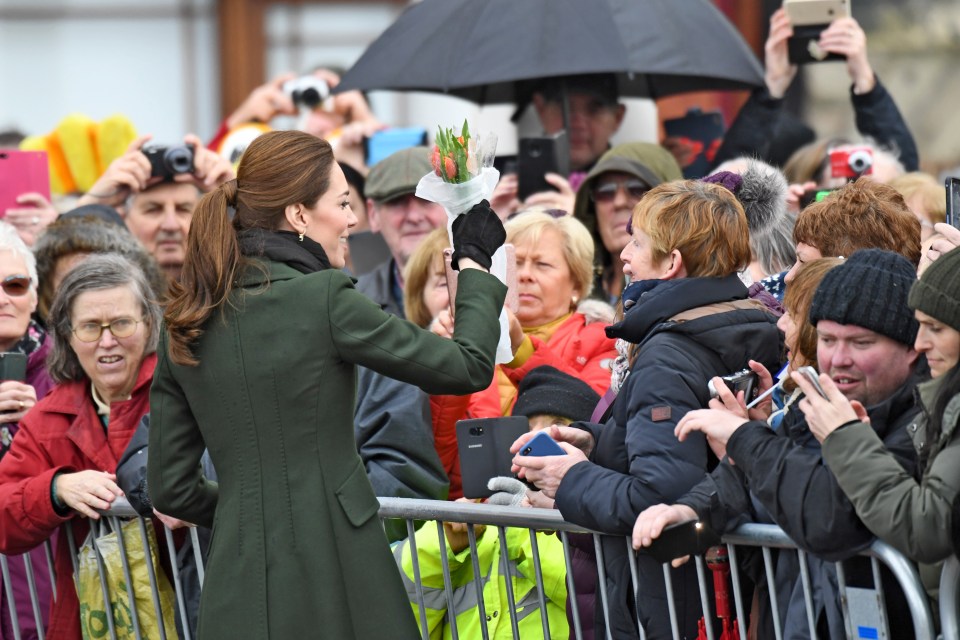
[{"x1": 337, "y1": 0, "x2": 764, "y2": 102}]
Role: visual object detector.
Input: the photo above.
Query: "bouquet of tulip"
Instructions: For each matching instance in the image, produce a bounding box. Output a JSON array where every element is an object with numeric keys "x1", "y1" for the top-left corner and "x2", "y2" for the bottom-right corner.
[
  {"x1": 417, "y1": 120, "x2": 498, "y2": 215},
  {"x1": 416, "y1": 120, "x2": 513, "y2": 362}
]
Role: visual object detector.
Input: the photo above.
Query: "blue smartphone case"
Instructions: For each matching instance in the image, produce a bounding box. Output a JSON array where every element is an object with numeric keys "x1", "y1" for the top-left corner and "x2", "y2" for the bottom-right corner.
[{"x1": 519, "y1": 431, "x2": 566, "y2": 457}]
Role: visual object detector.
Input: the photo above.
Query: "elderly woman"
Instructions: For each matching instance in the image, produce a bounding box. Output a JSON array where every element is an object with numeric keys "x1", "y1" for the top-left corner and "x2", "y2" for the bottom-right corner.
[
  {"x1": 514, "y1": 181, "x2": 782, "y2": 638},
  {"x1": 0, "y1": 254, "x2": 160, "y2": 640},
  {"x1": 496, "y1": 211, "x2": 616, "y2": 413},
  {"x1": 0, "y1": 221, "x2": 55, "y2": 640}
]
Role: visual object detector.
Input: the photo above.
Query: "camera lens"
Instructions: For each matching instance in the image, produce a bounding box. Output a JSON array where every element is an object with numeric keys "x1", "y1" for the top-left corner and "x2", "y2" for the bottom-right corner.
[
  {"x1": 298, "y1": 88, "x2": 322, "y2": 109},
  {"x1": 522, "y1": 446, "x2": 531, "y2": 455},
  {"x1": 469, "y1": 426, "x2": 484, "y2": 436},
  {"x1": 527, "y1": 143, "x2": 543, "y2": 158},
  {"x1": 847, "y1": 150, "x2": 873, "y2": 174},
  {"x1": 164, "y1": 146, "x2": 193, "y2": 174}
]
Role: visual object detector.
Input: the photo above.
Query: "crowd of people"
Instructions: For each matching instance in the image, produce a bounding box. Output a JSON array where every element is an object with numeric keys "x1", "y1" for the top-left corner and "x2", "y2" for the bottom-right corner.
[{"x1": 1, "y1": 8, "x2": 960, "y2": 640}]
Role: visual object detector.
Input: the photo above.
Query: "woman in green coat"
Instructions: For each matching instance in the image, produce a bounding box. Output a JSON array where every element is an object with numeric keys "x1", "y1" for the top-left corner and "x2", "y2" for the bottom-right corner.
[
  {"x1": 795, "y1": 245, "x2": 960, "y2": 594},
  {"x1": 148, "y1": 130, "x2": 507, "y2": 639}
]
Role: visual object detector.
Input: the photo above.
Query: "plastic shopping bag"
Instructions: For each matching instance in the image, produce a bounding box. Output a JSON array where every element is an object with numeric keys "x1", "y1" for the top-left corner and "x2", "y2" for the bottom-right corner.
[{"x1": 75, "y1": 518, "x2": 178, "y2": 640}]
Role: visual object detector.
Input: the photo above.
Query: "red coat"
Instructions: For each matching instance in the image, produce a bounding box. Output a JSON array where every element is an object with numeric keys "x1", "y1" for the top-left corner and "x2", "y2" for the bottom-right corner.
[
  {"x1": 0, "y1": 354, "x2": 156, "y2": 640},
  {"x1": 432, "y1": 313, "x2": 616, "y2": 499}
]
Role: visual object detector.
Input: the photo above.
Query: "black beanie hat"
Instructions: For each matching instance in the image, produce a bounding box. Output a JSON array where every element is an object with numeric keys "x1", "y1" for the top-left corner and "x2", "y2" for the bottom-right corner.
[
  {"x1": 512, "y1": 365, "x2": 601, "y2": 424},
  {"x1": 809, "y1": 249, "x2": 919, "y2": 347},
  {"x1": 909, "y1": 246, "x2": 960, "y2": 332}
]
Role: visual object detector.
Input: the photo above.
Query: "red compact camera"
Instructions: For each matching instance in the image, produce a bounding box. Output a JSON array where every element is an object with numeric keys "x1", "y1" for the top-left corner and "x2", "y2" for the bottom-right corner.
[{"x1": 829, "y1": 146, "x2": 873, "y2": 180}]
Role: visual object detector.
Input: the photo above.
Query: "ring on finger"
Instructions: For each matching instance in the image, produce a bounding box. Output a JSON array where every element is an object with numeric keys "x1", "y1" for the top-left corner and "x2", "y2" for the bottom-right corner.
[
  {"x1": 18, "y1": 400, "x2": 24, "y2": 410},
  {"x1": 31, "y1": 216, "x2": 39, "y2": 225}
]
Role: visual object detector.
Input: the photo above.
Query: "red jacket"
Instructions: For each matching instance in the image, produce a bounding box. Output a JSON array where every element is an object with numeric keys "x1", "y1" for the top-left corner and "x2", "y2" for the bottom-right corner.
[
  {"x1": 432, "y1": 313, "x2": 616, "y2": 499},
  {"x1": 0, "y1": 354, "x2": 156, "y2": 640}
]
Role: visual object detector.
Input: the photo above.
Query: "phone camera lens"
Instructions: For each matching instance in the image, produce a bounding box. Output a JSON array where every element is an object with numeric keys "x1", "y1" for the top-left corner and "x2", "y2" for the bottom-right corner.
[
  {"x1": 522, "y1": 446, "x2": 531, "y2": 455},
  {"x1": 528, "y1": 144, "x2": 543, "y2": 158},
  {"x1": 469, "y1": 426, "x2": 484, "y2": 436}
]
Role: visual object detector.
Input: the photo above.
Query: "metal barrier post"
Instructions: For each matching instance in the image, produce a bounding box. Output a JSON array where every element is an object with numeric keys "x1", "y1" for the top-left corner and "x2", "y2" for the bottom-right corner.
[
  {"x1": 20, "y1": 552, "x2": 45, "y2": 640},
  {"x1": 496, "y1": 526, "x2": 522, "y2": 639},
  {"x1": 726, "y1": 544, "x2": 748, "y2": 640},
  {"x1": 136, "y1": 519, "x2": 169, "y2": 640},
  {"x1": 797, "y1": 549, "x2": 818, "y2": 638},
  {"x1": 108, "y1": 516, "x2": 143, "y2": 639},
  {"x1": 465, "y1": 524, "x2": 491, "y2": 640},
  {"x1": 1, "y1": 554, "x2": 23, "y2": 640},
  {"x1": 527, "y1": 529, "x2": 552, "y2": 639},
  {"x1": 434, "y1": 520, "x2": 460, "y2": 640},
  {"x1": 163, "y1": 526, "x2": 192, "y2": 640},
  {"x1": 941, "y1": 556, "x2": 960, "y2": 640},
  {"x1": 403, "y1": 518, "x2": 430, "y2": 640},
  {"x1": 559, "y1": 532, "x2": 584, "y2": 640}
]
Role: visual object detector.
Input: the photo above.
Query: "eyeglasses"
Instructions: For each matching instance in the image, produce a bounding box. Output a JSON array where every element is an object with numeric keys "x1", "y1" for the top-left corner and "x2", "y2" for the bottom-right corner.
[
  {"x1": 590, "y1": 179, "x2": 649, "y2": 204},
  {"x1": 506, "y1": 208, "x2": 568, "y2": 221},
  {"x1": 0, "y1": 275, "x2": 31, "y2": 297},
  {"x1": 71, "y1": 317, "x2": 142, "y2": 343}
]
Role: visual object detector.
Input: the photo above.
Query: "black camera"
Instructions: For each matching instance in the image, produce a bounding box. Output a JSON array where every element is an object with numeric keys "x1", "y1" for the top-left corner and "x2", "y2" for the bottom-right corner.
[
  {"x1": 142, "y1": 144, "x2": 195, "y2": 181},
  {"x1": 708, "y1": 368, "x2": 759, "y2": 402}
]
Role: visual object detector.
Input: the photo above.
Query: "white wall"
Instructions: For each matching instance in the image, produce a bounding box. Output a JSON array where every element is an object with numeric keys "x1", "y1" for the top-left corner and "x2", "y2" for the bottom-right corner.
[{"x1": 0, "y1": 0, "x2": 219, "y2": 145}]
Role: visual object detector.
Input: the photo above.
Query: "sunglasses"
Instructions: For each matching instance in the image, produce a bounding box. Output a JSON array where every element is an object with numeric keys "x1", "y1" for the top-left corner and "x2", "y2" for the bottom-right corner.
[
  {"x1": 71, "y1": 317, "x2": 142, "y2": 343},
  {"x1": 506, "y1": 208, "x2": 568, "y2": 221},
  {"x1": 591, "y1": 179, "x2": 649, "y2": 204},
  {"x1": 0, "y1": 275, "x2": 31, "y2": 297}
]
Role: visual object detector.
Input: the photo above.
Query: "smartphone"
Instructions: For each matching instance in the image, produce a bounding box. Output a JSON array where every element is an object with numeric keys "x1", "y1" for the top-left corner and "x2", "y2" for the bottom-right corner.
[
  {"x1": 708, "y1": 369, "x2": 760, "y2": 402},
  {"x1": 364, "y1": 127, "x2": 428, "y2": 168},
  {"x1": 783, "y1": 0, "x2": 851, "y2": 65},
  {"x1": 0, "y1": 150, "x2": 51, "y2": 215},
  {"x1": 518, "y1": 431, "x2": 566, "y2": 457},
  {"x1": 663, "y1": 108, "x2": 725, "y2": 179},
  {"x1": 945, "y1": 177, "x2": 960, "y2": 229},
  {"x1": 0, "y1": 352, "x2": 27, "y2": 382},
  {"x1": 797, "y1": 365, "x2": 827, "y2": 398},
  {"x1": 517, "y1": 132, "x2": 570, "y2": 201},
  {"x1": 456, "y1": 416, "x2": 530, "y2": 499},
  {"x1": 643, "y1": 519, "x2": 720, "y2": 564}
]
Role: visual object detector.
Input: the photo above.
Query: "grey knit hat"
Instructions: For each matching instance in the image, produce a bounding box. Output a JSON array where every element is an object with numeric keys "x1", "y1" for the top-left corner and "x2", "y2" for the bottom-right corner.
[
  {"x1": 909, "y1": 246, "x2": 960, "y2": 332},
  {"x1": 809, "y1": 248, "x2": 919, "y2": 346}
]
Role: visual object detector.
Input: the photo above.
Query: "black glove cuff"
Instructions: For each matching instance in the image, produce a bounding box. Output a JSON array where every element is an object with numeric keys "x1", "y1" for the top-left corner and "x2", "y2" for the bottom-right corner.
[{"x1": 451, "y1": 245, "x2": 493, "y2": 271}]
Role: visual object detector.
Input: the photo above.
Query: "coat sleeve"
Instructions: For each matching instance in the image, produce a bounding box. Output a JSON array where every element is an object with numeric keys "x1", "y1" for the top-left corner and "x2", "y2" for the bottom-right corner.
[
  {"x1": 822, "y1": 420, "x2": 960, "y2": 563},
  {"x1": 553, "y1": 343, "x2": 712, "y2": 536},
  {"x1": 0, "y1": 419, "x2": 72, "y2": 554},
  {"x1": 504, "y1": 325, "x2": 616, "y2": 397},
  {"x1": 727, "y1": 421, "x2": 880, "y2": 560},
  {"x1": 354, "y1": 366, "x2": 449, "y2": 541},
  {"x1": 148, "y1": 332, "x2": 219, "y2": 528},
  {"x1": 710, "y1": 87, "x2": 806, "y2": 169},
  {"x1": 676, "y1": 459, "x2": 754, "y2": 535},
  {"x1": 851, "y1": 76, "x2": 919, "y2": 171},
  {"x1": 329, "y1": 269, "x2": 506, "y2": 396},
  {"x1": 115, "y1": 413, "x2": 153, "y2": 517}
]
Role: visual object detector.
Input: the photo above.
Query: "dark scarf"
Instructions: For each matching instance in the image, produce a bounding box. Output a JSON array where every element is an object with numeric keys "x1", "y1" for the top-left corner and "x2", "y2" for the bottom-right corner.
[{"x1": 237, "y1": 228, "x2": 331, "y2": 274}]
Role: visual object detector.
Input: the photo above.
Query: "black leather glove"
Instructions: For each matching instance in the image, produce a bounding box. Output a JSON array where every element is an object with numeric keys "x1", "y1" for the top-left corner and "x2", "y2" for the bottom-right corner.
[{"x1": 450, "y1": 199, "x2": 506, "y2": 271}]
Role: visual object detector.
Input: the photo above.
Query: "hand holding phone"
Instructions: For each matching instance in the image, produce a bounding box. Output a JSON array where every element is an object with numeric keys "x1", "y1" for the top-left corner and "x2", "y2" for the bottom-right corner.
[
  {"x1": 708, "y1": 369, "x2": 759, "y2": 402},
  {"x1": 643, "y1": 519, "x2": 720, "y2": 564},
  {"x1": 517, "y1": 133, "x2": 569, "y2": 201}
]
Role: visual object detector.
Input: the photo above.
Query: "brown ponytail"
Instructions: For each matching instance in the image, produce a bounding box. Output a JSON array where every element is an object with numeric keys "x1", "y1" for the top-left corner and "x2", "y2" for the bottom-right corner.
[{"x1": 164, "y1": 130, "x2": 334, "y2": 365}]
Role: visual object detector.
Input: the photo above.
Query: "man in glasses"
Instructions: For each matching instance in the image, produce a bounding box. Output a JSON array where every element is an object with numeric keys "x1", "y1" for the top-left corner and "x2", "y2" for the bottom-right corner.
[{"x1": 572, "y1": 142, "x2": 683, "y2": 304}]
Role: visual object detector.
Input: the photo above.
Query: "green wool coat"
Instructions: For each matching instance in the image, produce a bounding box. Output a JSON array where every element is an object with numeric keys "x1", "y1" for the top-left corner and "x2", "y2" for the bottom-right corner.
[{"x1": 148, "y1": 260, "x2": 506, "y2": 639}]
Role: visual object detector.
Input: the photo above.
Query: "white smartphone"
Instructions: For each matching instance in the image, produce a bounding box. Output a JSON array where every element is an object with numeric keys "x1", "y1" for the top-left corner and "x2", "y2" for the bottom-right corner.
[{"x1": 797, "y1": 366, "x2": 827, "y2": 398}]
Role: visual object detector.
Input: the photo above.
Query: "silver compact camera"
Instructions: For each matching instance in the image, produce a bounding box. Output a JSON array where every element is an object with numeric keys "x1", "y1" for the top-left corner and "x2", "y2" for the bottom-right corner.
[{"x1": 283, "y1": 76, "x2": 331, "y2": 109}]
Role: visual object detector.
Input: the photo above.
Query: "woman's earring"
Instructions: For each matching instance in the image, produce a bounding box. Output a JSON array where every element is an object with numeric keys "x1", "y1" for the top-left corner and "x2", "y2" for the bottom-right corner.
[{"x1": 298, "y1": 230, "x2": 305, "y2": 242}]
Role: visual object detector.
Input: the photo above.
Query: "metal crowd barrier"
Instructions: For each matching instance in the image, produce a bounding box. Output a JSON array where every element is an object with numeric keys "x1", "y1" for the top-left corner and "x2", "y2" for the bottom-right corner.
[
  {"x1": 942, "y1": 556, "x2": 960, "y2": 640},
  {"x1": 0, "y1": 496, "x2": 951, "y2": 640}
]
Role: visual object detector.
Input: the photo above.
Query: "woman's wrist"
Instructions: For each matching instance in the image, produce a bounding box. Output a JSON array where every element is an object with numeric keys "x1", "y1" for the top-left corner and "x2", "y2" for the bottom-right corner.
[{"x1": 50, "y1": 472, "x2": 69, "y2": 515}]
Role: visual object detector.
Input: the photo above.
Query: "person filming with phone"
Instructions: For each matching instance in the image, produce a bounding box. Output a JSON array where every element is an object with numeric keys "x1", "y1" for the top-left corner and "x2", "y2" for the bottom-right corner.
[{"x1": 634, "y1": 249, "x2": 926, "y2": 638}]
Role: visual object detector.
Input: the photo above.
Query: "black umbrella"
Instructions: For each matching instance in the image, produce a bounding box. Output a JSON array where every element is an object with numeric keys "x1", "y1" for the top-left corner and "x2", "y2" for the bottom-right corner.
[{"x1": 336, "y1": 0, "x2": 764, "y2": 102}]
